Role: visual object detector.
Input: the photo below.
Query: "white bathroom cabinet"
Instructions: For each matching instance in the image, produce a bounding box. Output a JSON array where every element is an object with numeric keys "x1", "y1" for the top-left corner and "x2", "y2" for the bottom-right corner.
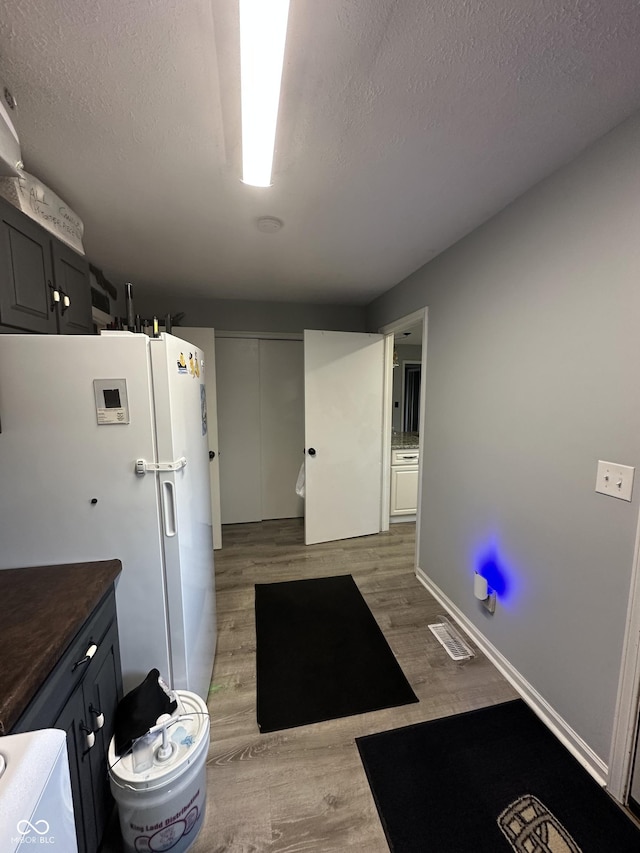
[{"x1": 390, "y1": 448, "x2": 419, "y2": 516}]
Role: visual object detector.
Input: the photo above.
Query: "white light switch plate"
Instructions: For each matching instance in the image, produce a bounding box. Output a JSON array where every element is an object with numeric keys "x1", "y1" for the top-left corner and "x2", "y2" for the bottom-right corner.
[{"x1": 595, "y1": 460, "x2": 635, "y2": 501}]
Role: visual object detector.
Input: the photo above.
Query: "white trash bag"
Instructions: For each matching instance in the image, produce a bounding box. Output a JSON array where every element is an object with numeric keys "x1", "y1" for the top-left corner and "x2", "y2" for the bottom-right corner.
[{"x1": 295, "y1": 462, "x2": 305, "y2": 498}]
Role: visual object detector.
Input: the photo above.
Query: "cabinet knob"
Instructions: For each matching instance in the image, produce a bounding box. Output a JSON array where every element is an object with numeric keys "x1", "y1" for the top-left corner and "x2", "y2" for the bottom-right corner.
[
  {"x1": 60, "y1": 292, "x2": 71, "y2": 314},
  {"x1": 307, "y1": 447, "x2": 316, "y2": 457},
  {"x1": 209, "y1": 450, "x2": 215, "y2": 460},
  {"x1": 89, "y1": 704, "x2": 105, "y2": 730}
]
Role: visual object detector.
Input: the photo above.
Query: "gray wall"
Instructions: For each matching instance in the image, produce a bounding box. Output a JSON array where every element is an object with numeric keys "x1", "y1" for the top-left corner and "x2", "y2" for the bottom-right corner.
[
  {"x1": 133, "y1": 294, "x2": 366, "y2": 334},
  {"x1": 367, "y1": 112, "x2": 640, "y2": 764}
]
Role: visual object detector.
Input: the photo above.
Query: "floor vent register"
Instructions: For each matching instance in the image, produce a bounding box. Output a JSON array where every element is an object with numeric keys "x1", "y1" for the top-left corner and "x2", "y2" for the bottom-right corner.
[{"x1": 428, "y1": 617, "x2": 475, "y2": 661}]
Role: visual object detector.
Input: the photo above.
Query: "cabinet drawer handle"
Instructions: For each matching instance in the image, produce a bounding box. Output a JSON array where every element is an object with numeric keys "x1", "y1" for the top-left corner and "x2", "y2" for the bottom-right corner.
[
  {"x1": 89, "y1": 704, "x2": 105, "y2": 730},
  {"x1": 72, "y1": 642, "x2": 98, "y2": 671},
  {"x1": 399, "y1": 454, "x2": 418, "y2": 460},
  {"x1": 48, "y1": 282, "x2": 60, "y2": 312},
  {"x1": 80, "y1": 722, "x2": 95, "y2": 751}
]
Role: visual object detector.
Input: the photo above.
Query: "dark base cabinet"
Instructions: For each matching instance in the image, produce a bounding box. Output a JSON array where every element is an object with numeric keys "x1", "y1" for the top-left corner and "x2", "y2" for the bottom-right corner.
[
  {"x1": 0, "y1": 194, "x2": 92, "y2": 334},
  {"x1": 12, "y1": 588, "x2": 123, "y2": 853}
]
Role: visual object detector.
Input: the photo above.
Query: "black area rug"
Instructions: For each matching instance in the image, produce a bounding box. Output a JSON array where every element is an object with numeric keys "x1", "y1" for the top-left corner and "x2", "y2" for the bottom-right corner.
[
  {"x1": 255, "y1": 574, "x2": 418, "y2": 733},
  {"x1": 357, "y1": 699, "x2": 640, "y2": 853}
]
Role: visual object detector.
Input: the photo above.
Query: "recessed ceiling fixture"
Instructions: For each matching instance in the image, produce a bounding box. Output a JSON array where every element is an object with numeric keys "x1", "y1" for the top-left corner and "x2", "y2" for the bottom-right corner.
[
  {"x1": 256, "y1": 216, "x2": 283, "y2": 233},
  {"x1": 240, "y1": 0, "x2": 291, "y2": 187}
]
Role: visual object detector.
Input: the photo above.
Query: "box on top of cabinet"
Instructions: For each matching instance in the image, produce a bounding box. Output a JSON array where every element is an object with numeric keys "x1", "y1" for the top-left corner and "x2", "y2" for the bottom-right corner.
[
  {"x1": 0, "y1": 169, "x2": 84, "y2": 255},
  {"x1": 0, "y1": 85, "x2": 21, "y2": 177}
]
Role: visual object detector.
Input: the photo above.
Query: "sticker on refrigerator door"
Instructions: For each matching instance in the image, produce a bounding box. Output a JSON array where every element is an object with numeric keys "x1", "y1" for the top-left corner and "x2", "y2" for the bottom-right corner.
[
  {"x1": 188, "y1": 351, "x2": 200, "y2": 378},
  {"x1": 177, "y1": 353, "x2": 187, "y2": 374},
  {"x1": 200, "y1": 385, "x2": 207, "y2": 436},
  {"x1": 93, "y1": 379, "x2": 130, "y2": 424}
]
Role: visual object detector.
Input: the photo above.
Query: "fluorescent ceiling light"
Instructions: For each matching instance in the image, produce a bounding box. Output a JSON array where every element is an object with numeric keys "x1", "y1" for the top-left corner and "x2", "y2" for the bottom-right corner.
[{"x1": 240, "y1": 0, "x2": 290, "y2": 187}]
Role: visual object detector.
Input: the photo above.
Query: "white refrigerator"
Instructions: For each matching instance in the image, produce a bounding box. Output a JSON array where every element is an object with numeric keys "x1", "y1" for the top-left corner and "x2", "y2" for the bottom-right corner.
[{"x1": 0, "y1": 332, "x2": 217, "y2": 698}]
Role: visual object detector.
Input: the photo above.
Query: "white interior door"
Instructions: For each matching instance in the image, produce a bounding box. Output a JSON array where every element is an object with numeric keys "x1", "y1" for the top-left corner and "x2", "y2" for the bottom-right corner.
[
  {"x1": 304, "y1": 330, "x2": 384, "y2": 545},
  {"x1": 180, "y1": 327, "x2": 222, "y2": 549}
]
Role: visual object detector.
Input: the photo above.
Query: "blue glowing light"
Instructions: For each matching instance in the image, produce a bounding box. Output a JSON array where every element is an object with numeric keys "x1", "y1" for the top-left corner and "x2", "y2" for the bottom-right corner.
[{"x1": 476, "y1": 547, "x2": 509, "y2": 598}]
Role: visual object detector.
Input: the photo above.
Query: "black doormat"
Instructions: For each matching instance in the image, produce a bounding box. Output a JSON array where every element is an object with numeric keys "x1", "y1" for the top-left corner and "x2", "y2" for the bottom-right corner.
[
  {"x1": 356, "y1": 699, "x2": 640, "y2": 852},
  {"x1": 255, "y1": 574, "x2": 418, "y2": 733}
]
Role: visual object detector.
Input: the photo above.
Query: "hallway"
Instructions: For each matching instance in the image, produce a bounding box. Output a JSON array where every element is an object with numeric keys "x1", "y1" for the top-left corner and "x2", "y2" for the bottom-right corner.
[{"x1": 194, "y1": 519, "x2": 515, "y2": 851}]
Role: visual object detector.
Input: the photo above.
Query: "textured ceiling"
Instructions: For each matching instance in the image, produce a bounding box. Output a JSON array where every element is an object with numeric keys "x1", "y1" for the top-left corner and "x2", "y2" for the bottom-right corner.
[{"x1": 1, "y1": 0, "x2": 640, "y2": 305}]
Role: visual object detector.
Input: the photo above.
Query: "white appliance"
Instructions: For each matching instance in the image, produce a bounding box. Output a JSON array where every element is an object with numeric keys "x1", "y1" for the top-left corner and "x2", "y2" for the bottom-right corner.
[
  {"x1": 0, "y1": 332, "x2": 217, "y2": 698},
  {"x1": 0, "y1": 729, "x2": 78, "y2": 852}
]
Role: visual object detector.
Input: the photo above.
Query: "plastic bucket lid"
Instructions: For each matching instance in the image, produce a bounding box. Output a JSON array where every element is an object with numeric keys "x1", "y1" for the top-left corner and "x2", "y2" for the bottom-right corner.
[{"x1": 108, "y1": 691, "x2": 209, "y2": 792}]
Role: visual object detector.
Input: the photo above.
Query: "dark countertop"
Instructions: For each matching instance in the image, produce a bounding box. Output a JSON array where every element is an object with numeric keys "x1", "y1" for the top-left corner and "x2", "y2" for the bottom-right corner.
[
  {"x1": 0, "y1": 559, "x2": 121, "y2": 735},
  {"x1": 391, "y1": 431, "x2": 420, "y2": 449}
]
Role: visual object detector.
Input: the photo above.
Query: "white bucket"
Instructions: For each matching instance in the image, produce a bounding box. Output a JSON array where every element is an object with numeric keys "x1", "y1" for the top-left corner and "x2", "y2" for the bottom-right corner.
[{"x1": 108, "y1": 691, "x2": 210, "y2": 853}]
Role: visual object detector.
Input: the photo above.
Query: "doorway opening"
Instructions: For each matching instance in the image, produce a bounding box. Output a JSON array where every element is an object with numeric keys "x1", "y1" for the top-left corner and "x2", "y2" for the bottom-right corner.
[
  {"x1": 379, "y1": 309, "x2": 427, "y2": 571},
  {"x1": 402, "y1": 360, "x2": 421, "y2": 433}
]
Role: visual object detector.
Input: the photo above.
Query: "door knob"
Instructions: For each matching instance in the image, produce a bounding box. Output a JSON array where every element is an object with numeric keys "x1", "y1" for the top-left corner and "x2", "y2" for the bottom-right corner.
[
  {"x1": 209, "y1": 450, "x2": 216, "y2": 459},
  {"x1": 307, "y1": 447, "x2": 316, "y2": 457}
]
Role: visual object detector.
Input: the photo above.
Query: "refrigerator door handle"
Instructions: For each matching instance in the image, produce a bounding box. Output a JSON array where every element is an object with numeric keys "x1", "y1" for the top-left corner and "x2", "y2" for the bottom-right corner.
[{"x1": 161, "y1": 480, "x2": 177, "y2": 537}]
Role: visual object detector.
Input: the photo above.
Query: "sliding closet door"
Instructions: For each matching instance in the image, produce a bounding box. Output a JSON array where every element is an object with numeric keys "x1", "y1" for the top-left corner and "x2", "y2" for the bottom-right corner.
[
  {"x1": 215, "y1": 337, "x2": 262, "y2": 524},
  {"x1": 215, "y1": 336, "x2": 304, "y2": 525},
  {"x1": 259, "y1": 340, "x2": 304, "y2": 520}
]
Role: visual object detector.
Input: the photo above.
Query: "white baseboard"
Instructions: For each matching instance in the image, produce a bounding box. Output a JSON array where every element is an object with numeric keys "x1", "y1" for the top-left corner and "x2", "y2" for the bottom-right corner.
[{"x1": 416, "y1": 567, "x2": 608, "y2": 787}]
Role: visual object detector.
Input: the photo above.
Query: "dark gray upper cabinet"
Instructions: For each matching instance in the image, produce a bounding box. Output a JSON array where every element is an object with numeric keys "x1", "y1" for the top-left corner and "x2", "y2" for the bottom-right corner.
[
  {"x1": 0, "y1": 196, "x2": 58, "y2": 333},
  {"x1": 53, "y1": 239, "x2": 92, "y2": 334},
  {"x1": 0, "y1": 194, "x2": 92, "y2": 334}
]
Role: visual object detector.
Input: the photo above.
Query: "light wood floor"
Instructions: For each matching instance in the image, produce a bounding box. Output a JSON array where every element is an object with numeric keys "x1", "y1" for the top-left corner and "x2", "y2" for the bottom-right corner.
[
  {"x1": 103, "y1": 519, "x2": 516, "y2": 850},
  {"x1": 186, "y1": 518, "x2": 517, "y2": 852}
]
